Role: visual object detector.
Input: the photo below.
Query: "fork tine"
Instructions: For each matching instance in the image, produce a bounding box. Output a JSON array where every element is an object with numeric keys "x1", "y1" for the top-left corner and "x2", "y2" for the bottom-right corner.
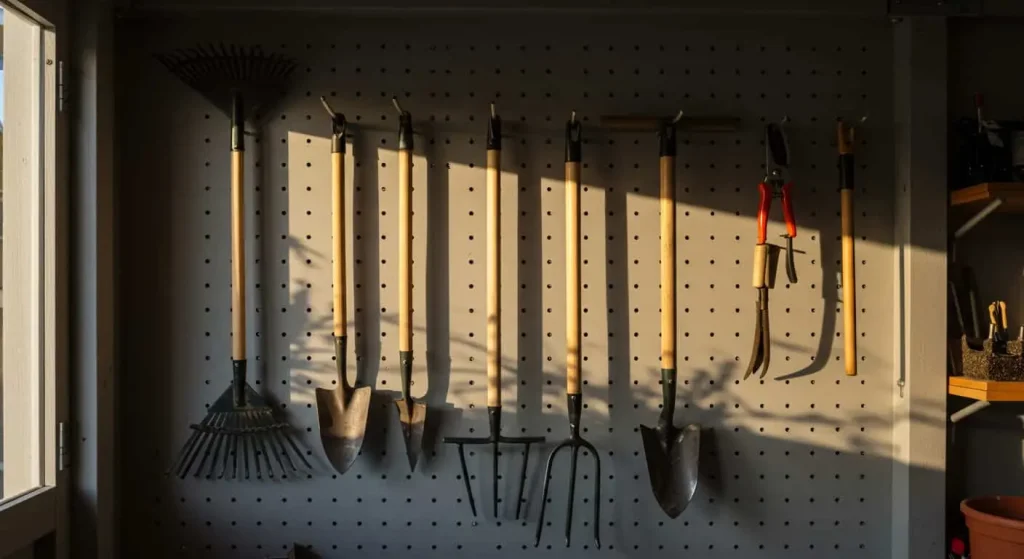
[
  {"x1": 515, "y1": 443, "x2": 533, "y2": 520},
  {"x1": 454, "y1": 444, "x2": 477, "y2": 517},
  {"x1": 565, "y1": 445, "x2": 580, "y2": 547}
]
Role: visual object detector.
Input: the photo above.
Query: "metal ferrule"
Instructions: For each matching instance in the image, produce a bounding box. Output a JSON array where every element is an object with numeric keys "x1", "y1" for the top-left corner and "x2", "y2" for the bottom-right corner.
[
  {"x1": 838, "y1": 154, "x2": 855, "y2": 190},
  {"x1": 398, "y1": 111, "x2": 414, "y2": 150},
  {"x1": 487, "y1": 406, "x2": 502, "y2": 441},
  {"x1": 232, "y1": 359, "x2": 247, "y2": 408},
  {"x1": 660, "y1": 368, "x2": 676, "y2": 427},
  {"x1": 231, "y1": 91, "x2": 245, "y2": 151},
  {"x1": 487, "y1": 115, "x2": 502, "y2": 150},
  {"x1": 565, "y1": 120, "x2": 582, "y2": 162},
  {"x1": 331, "y1": 116, "x2": 347, "y2": 154},
  {"x1": 566, "y1": 393, "x2": 583, "y2": 437},
  {"x1": 399, "y1": 350, "x2": 413, "y2": 397},
  {"x1": 334, "y1": 335, "x2": 347, "y2": 380},
  {"x1": 659, "y1": 121, "x2": 677, "y2": 157}
]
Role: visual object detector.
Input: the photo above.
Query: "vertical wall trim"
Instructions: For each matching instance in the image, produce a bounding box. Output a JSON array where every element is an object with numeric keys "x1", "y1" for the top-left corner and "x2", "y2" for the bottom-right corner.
[
  {"x1": 891, "y1": 16, "x2": 948, "y2": 559},
  {"x1": 71, "y1": 0, "x2": 117, "y2": 558}
]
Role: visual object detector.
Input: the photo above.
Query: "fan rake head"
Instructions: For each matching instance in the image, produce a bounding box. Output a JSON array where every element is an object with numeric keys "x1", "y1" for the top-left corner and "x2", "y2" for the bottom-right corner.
[
  {"x1": 155, "y1": 44, "x2": 298, "y2": 125},
  {"x1": 170, "y1": 382, "x2": 312, "y2": 480}
]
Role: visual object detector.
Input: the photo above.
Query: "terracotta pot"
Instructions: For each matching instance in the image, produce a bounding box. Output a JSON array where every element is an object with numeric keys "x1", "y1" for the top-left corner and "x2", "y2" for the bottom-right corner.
[{"x1": 962, "y1": 496, "x2": 1024, "y2": 558}]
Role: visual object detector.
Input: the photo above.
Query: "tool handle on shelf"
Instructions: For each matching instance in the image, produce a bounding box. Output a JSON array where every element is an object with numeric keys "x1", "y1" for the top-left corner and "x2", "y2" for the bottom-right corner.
[
  {"x1": 660, "y1": 120, "x2": 676, "y2": 371},
  {"x1": 398, "y1": 112, "x2": 413, "y2": 353},
  {"x1": 1000, "y1": 300, "x2": 1008, "y2": 330},
  {"x1": 565, "y1": 115, "x2": 582, "y2": 395},
  {"x1": 756, "y1": 182, "x2": 772, "y2": 245},
  {"x1": 752, "y1": 244, "x2": 768, "y2": 289},
  {"x1": 332, "y1": 151, "x2": 347, "y2": 337},
  {"x1": 486, "y1": 128, "x2": 502, "y2": 407}
]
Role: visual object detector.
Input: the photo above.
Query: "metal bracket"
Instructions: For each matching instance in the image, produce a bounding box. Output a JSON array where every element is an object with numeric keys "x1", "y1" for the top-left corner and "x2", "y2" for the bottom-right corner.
[
  {"x1": 951, "y1": 400, "x2": 991, "y2": 423},
  {"x1": 58, "y1": 421, "x2": 71, "y2": 471},
  {"x1": 954, "y1": 198, "x2": 1003, "y2": 240}
]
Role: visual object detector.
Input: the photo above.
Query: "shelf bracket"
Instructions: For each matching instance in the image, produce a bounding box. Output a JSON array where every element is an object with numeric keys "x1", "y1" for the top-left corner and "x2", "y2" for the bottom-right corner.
[
  {"x1": 954, "y1": 198, "x2": 1003, "y2": 239},
  {"x1": 951, "y1": 400, "x2": 991, "y2": 423}
]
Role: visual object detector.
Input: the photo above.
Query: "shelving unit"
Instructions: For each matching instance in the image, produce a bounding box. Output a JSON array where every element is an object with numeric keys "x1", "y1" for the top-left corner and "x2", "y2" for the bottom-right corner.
[
  {"x1": 948, "y1": 376, "x2": 1024, "y2": 422},
  {"x1": 952, "y1": 182, "x2": 1024, "y2": 238}
]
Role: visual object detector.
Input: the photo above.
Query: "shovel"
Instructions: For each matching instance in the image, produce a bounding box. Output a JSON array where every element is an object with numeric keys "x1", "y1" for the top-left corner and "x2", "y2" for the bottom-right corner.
[
  {"x1": 392, "y1": 98, "x2": 428, "y2": 471},
  {"x1": 639, "y1": 118, "x2": 701, "y2": 519},
  {"x1": 314, "y1": 98, "x2": 372, "y2": 475}
]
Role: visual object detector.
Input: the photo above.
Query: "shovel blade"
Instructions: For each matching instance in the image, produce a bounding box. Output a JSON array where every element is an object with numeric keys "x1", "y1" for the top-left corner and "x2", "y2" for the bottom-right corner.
[
  {"x1": 640, "y1": 423, "x2": 701, "y2": 518},
  {"x1": 315, "y1": 385, "x2": 372, "y2": 474},
  {"x1": 394, "y1": 397, "x2": 427, "y2": 471}
]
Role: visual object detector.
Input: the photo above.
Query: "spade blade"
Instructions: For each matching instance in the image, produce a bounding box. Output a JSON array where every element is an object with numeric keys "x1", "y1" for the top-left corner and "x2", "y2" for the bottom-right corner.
[
  {"x1": 315, "y1": 384, "x2": 372, "y2": 474},
  {"x1": 640, "y1": 423, "x2": 701, "y2": 518},
  {"x1": 394, "y1": 397, "x2": 427, "y2": 471}
]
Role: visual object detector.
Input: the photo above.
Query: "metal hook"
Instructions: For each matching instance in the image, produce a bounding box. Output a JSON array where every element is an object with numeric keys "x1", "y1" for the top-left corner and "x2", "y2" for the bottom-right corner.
[
  {"x1": 320, "y1": 96, "x2": 337, "y2": 119},
  {"x1": 570, "y1": 110, "x2": 576, "y2": 124},
  {"x1": 490, "y1": 102, "x2": 497, "y2": 119},
  {"x1": 781, "y1": 115, "x2": 791, "y2": 124},
  {"x1": 392, "y1": 96, "x2": 404, "y2": 115},
  {"x1": 671, "y1": 109, "x2": 684, "y2": 125}
]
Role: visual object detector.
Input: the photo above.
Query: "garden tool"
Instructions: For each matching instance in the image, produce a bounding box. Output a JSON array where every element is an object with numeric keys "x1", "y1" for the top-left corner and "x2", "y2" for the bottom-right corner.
[
  {"x1": 535, "y1": 114, "x2": 601, "y2": 549},
  {"x1": 838, "y1": 119, "x2": 858, "y2": 376},
  {"x1": 640, "y1": 118, "x2": 701, "y2": 519},
  {"x1": 159, "y1": 44, "x2": 311, "y2": 479},
  {"x1": 392, "y1": 97, "x2": 428, "y2": 472},
  {"x1": 444, "y1": 104, "x2": 545, "y2": 519},
  {"x1": 314, "y1": 97, "x2": 372, "y2": 474},
  {"x1": 743, "y1": 123, "x2": 793, "y2": 380}
]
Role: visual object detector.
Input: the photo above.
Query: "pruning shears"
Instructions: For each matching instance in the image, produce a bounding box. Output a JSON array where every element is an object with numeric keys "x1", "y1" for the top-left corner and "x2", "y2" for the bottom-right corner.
[{"x1": 758, "y1": 123, "x2": 798, "y2": 284}]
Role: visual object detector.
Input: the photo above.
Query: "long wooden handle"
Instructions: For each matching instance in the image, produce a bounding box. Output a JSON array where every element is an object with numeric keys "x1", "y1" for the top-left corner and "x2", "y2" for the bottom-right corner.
[
  {"x1": 332, "y1": 152, "x2": 347, "y2": 337},
  {"x1": 660, "y1": 155, "x2": 676, "y2": 370},
  {"x1": 838, "y1": 119, "x2": 857, "y2": 376},
  {"x1": 566, "y1": 161, "x2": 581, "y2": 395},
  {"x1": 486, "y1": 149, "x2": 501, "y2": 407},
  {"x1": 398, "y1": 147, "x2": 413, "y2": 353},
  {"x1": 231, "y1": 150, "x2": 246, "y2": 360},
  {"x1": 841, "y1": 190, "x2": 857, "y2": 376}
]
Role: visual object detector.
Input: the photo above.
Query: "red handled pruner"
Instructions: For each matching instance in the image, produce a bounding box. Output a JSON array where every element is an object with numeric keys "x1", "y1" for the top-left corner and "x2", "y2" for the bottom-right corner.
[{"x1": 758, "y1": 123, "x2": 798, "y2": 284}]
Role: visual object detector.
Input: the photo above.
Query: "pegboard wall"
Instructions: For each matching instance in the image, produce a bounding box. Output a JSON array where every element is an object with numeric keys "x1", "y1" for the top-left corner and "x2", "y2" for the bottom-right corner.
[{"x1": 116, "y1": 14, "x2": 897, "y2": 559}]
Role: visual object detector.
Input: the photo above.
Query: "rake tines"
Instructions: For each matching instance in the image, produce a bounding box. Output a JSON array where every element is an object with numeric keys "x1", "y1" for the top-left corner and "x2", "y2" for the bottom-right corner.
[
  {"x1": 170, "y1": 388, "x2": 312, "y2": 480},
  {"x1": 155, "y1": 43, "x2": 297, "y2": 123},
  {"x1": 444, "y1": 408, "x2": 544, "y2": 518}
]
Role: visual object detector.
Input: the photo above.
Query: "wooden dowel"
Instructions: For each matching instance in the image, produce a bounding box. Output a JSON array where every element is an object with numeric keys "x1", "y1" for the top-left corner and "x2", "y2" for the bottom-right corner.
[
  {"x1": 660, "y1": 155, "x2": 676, "y2": 371},
  {"x1": 751, "y1": 244, "x2": 768, "y2": 289},
  {"x1": 398, "y1": 148, "x2": 413, "y2": 353},
  {"x1": 486, "y1": 149, "x2": 501, "y2": 408},
  {"x1": 332, "y1": 152, "x2": 347, "y2": 337},
  {"x1": 565, "y1": 161, "x2": 581, "y2": 395},
  {"x1": 841, "y1": 190, "x2": 857, "y2": 376},
  {"x1": 231, "y1": 149, "x2": 246, "y2": 360}
]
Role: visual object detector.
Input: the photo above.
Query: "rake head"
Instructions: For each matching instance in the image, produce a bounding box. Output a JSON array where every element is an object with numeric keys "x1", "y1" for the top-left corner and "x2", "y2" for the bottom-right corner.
[
  {"x1": 170, "y1": 382, "x2": 312, "y2": 480},
  {"x1": 444, "y1": 407, "x2": 545, "y2": 519},
  {"x1": 534, "y1": 394, "x2": 601, "y2": 549},
  {"x1": 155, "y1": 44, "x2": 298, "y2": 125}
]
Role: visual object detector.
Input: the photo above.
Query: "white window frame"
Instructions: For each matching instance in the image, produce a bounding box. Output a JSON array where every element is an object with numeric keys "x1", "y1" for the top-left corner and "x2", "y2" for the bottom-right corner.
[{"x1": 0, "y1": 1, "x2": 67, "y2": 558}]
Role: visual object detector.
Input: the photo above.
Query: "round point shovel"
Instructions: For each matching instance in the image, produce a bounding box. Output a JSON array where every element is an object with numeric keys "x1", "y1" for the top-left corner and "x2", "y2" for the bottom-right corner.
[
  {"x1": 315, "y1": 98, "x2": 372, "y2": 474},
  {"x1": 640, "y1": 118, "x2": 701, "y2": 519}
]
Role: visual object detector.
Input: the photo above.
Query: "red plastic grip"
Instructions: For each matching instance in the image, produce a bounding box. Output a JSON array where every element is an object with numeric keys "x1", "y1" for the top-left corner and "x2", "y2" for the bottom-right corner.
[
  {"x1": 756, "y1": 182, "x2": 772, "y2": 244},
  {"x1": 780, "y1": 182, "x2": 796, "y2": 238}
]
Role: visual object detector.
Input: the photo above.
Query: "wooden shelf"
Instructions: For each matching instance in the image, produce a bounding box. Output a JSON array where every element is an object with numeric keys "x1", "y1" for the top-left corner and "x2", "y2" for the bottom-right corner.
[
  {"x1": 949, "y1": 376, "x2": 1024, "y2": 402},
  {"x1": 951, "y1": 182, "x2": 1024, "y2": 212}
]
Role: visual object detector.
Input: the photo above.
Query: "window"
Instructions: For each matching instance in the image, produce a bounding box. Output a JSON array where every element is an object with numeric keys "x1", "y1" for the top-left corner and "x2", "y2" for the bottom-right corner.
[{"x1": 0, "y1": 0, "x2": 65, "y2": 556}]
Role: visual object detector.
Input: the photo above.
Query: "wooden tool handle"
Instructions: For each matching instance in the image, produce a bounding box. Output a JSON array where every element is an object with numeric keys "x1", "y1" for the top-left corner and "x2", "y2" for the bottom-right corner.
[
  {"x1": 398, "y1": 147, "x2": 413, "y2": 353},
  {"x1": 231, "y1": 149, "x2": 246, "y2": 360},
  {"x1": 751, "y1": 244, "x2": 768, "y2": 289},
  {"x1": 1000, "y1": 301, "x2": 1008, "y2": 329},
  {"x1": 660, "y1": 155, "x2": 676, "y2": 370},
  {"x1": 841, "y1": 190, "x2": 857, "y2": 376},
  {"x1": 566, "y1": 161, "x2": 581, "y2": 395},
  {"x1": 486, "y1": 148, "x2": 501, "y2": 407},
  {"x1": 332, "y1": 152, "x2": 347, "y2": 337}
]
